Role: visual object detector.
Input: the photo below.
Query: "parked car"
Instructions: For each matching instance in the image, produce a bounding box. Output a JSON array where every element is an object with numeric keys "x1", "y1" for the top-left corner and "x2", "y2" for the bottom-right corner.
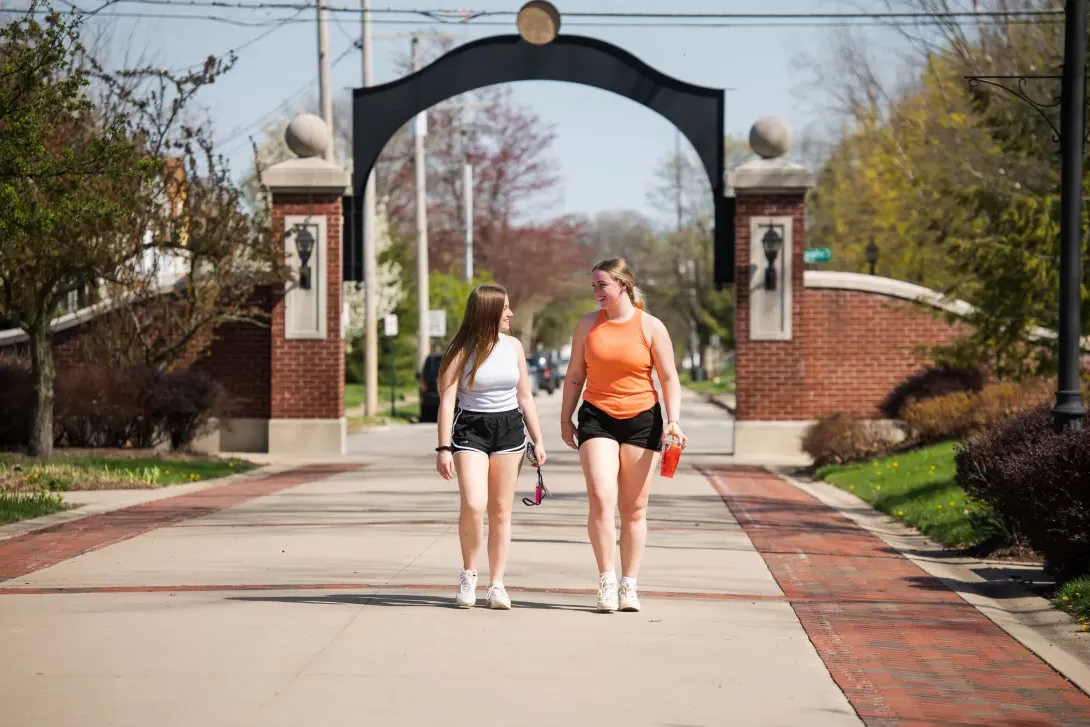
[
  {"x1": 418, "y1": 353, "x2": 443, "y2": 423},
  {"x1": 556, "y1": 347, "x2": 571, "y2": 383},
  {"x1": 527, "y1": 353, "x2": 558, "y2": 395}
]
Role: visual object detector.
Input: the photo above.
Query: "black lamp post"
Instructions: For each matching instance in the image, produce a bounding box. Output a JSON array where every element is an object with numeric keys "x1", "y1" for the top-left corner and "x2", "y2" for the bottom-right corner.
[
  {"x1": 865, "y1": 240, "x2": 879, "y2": 276},
  {"x1": 295, "y1": 226, "x2": 315, "y2": 290},
  {"x1": 1054, "y1": 0, "x2": 1087, "y2": 432},
  {"x1": 761, "y1": 223, "x2": 785, "y2": 291},
  {"x1": 965, "y1": 0, "x2": 1087, "y2": 431}
]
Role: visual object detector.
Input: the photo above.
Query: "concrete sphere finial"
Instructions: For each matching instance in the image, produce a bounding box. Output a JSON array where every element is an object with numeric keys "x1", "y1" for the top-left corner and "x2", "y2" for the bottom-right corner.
[
  {"x1": 749, "y1": 116, "x2": 791, "y2": 159},
  {"x1": 285, "y1": 113, "x2": 329, "y2": 158}
]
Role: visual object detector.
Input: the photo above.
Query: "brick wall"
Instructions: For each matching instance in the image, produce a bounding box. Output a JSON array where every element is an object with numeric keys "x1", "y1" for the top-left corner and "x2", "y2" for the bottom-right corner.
[
  {"x1": 796, "y1": 289, "x2": 964, "y2": 419},
  {"x1": 734, "y1": 191, "x2": 965, "y2": 421},
  {"x1": 269, "y1": 193, "x2": 345, "y2": 420}
]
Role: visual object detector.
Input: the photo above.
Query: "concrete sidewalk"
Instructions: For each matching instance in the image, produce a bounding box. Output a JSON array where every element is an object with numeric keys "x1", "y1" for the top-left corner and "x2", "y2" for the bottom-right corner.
[{"x1": 0, "y1": 453, "x2": 859, "y2": 727}]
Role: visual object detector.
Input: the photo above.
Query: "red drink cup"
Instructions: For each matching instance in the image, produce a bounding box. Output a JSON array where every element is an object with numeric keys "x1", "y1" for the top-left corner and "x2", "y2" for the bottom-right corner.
[{"x1": 660, "y1": 439, "x2": 682, "y2": 479}]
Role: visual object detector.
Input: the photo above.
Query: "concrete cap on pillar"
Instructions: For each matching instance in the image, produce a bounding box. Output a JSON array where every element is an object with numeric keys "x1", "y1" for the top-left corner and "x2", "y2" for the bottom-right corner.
[
  {"x1": 264, "y1": 113, "x2": 349, "y2": 193},
  {"x1": 727, "y1": 116, "x2": 814, "y2": 191}
]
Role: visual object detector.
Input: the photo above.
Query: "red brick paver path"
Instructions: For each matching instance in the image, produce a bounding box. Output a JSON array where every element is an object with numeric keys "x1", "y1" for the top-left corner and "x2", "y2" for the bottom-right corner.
[
  {"x1": 706, "y1": 468, "x2": 1090, "y2": 727},
  {"x1": 0, "y1": 465, "x2": 359, "y2": 582}
]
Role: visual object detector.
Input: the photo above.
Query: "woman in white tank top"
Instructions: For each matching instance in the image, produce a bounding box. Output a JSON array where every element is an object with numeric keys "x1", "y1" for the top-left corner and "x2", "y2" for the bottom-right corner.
[{"x1": 435, "y1": 284, "x2": 546, "y2": 610}]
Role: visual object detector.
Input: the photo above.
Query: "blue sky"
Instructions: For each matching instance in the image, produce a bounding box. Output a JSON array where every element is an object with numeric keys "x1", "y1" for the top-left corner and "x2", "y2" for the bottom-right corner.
[{"x1": 84, "y1": 0, "x2": 908, "y2": 224}]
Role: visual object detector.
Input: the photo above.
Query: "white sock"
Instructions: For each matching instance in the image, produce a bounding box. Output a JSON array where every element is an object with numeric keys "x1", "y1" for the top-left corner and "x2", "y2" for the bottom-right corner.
[
  {"x1": 463, "y1": 569, "x2": 477, "y2": 577},
  {"x1": 600, "y1": 571, "x2": 616, "y2": 583},
  {"x1": 621, "y1": 576, "x2": 637, "y2": 590}
]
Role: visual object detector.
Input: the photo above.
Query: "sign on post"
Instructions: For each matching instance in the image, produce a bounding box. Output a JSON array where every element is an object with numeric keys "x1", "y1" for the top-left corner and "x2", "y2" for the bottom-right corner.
[
  {"x1": 383, "y1": 314, "x2": 398, "y2": 337},
  {"x1": 428, "y1": 309, "x2": 447, "y2": 338},
  {"x1": 803, "y1": 248, "x2": 832, "y2": 264}
]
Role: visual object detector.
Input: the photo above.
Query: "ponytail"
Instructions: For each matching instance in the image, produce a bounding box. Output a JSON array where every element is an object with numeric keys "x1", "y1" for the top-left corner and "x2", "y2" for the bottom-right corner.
[{"x1": 628, "y1": 285, "x2": 646, "y2": 310}]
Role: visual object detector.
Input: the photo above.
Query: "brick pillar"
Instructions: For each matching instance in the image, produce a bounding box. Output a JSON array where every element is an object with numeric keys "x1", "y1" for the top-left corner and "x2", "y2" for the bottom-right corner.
[
  {"x1": 728, "y1": 117, "x2": 815, "y2": 462},
  {"x1": 262, "y1": 119, "x2": 349, "y2": 456}
]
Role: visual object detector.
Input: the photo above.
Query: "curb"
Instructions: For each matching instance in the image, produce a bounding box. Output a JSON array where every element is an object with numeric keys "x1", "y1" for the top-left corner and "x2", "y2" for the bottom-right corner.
[{"x1": 773, "y1": 467, "x2": 1090, "y2": 698}]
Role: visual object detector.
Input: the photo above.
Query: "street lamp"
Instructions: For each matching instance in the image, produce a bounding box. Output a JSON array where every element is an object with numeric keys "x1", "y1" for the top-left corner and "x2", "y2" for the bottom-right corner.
[
  {"x1": 965, "y1": 0, "x2": 1086, "y2": 431},
  {"x1": 865, "y1": 240, "x2": 879, "y2": 276},
  {"x1": 295, "y1": 226, "x2": 315, "y2": 290},
  {"x1": 761, "y1": 223, "x2": 784, "y2": 291}
]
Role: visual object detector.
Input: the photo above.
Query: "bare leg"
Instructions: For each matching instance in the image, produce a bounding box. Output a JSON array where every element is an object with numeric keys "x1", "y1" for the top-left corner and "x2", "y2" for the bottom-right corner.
[
  {"x1": 454, "y1": 453, "x2": 489, "y2": 571},
  {"x1": 485, "y1": 452, "x2": 522, "y2": 584},
  {"x1": 617, "y1": 444, "x2": 657, "y2": 579},
  {"x1": 579, "y1": 438, "x2": 621, "y2": 573}
]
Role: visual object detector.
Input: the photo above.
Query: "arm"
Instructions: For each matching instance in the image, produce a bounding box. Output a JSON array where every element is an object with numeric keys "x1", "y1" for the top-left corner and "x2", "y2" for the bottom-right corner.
[
  {"x1": 435, "y1": 353, "x2": 462, "y2": 479},
  {"x1": 648, "y1": 315, "x2": 688, "y2": 448},
  {"x1": 511, "y1": 338, "x2": 546, "y2": 464},
  {"x1": 560, "y1": 315, "x2": 592, "y2": 449}
]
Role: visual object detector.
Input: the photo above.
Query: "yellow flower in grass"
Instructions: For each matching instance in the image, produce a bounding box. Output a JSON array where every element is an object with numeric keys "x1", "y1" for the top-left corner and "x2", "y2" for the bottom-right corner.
[
  {"x1": 849, "y1": 485, "x2": 855, "y2": 490},
  {"x1": 949, "y1": 501, "x2": 956, "y2": 507},
  {"x1": 1063, "y1": 595, "x2": 1070, "y2": 601},
  {"x1": 937, "y1": 504, "x2": 943, "y2": 509},
  {"x1": 896, "y1": 510, "x2": 904, "y2": 516}
]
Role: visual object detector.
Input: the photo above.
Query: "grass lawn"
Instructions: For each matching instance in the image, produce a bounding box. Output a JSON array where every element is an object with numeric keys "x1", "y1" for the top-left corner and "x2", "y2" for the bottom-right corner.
[
  {"x1": 348, "y1": 401, "x2": 420, "y2": 431},
  {"x1": 345, "y1": 383, "x2": 417, "y2": 410},
  {"x1": 815, "y1": 441, "x2": 991, "y2": 548},
  {"x1": 0, "y1": 489, "x2": 65, "y2": 525},
  {"x1": 681, "y1": 369, "x2": 735, "y2": 395},
  {"x1": 0, "y1": 454, "x2": 256, "y2": 492},
  {"x1": 1055, "y1": 577, "x2": 1090, "y2": 632}
]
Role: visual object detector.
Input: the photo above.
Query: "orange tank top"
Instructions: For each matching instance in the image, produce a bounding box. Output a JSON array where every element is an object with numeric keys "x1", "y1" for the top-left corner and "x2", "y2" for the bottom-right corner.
[{"x1": 582, "y1": 310, "x2": 658, "y2": 419}]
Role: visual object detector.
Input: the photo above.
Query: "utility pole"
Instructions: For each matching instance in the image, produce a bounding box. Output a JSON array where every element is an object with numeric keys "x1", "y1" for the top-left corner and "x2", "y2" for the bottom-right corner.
[
  {"x1": 317, "y1": 0, "x2": 334, "y2": 162},
  {"x1": 674, "y1": 131, "x2": 683, "y2": 232},
  {"x1": 360, "y1": 0, "x2": 379, "y2": 416},
  {"x1": 463, "y1": 162, "x2": 473, "y2": 282},
  {"x1": 412, "y1": 35, "x2": 430, "y2": 371}
]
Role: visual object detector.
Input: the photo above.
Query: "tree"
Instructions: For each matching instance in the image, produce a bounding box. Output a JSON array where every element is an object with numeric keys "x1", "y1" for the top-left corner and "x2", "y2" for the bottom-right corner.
[
  {"x1": 797, "y1": 4, "x2": 1085, "y2": 378},
  {"x1": 0, "y1": 5, "x2": 288, "y2": 456},
  {"x1": 638, "y1": 143, "x2": 736, "y2": 371},
  {"x1": 0, "y1": 8, "x2": 153, "y2": 456}
]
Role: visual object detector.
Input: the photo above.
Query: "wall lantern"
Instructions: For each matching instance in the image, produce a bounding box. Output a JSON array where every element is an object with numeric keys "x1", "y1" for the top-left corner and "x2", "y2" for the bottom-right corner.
[
  {"x1": 761, "y1": 223, "x2": 785, "y2": 291},
  {"x1": 295, "y1": 226, "x2": 316, "y2": 290}
]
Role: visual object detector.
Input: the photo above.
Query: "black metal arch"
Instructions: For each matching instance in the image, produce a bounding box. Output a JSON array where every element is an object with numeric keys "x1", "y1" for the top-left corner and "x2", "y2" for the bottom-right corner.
[{"x1": 349, "y1": 34, "x2": 732, "y2": 285}]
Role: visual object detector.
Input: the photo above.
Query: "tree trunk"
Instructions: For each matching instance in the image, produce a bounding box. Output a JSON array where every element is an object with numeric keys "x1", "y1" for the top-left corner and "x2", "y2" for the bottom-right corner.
[{"x1": 28, "y1": 320, "x2": 55, "y2": 458}]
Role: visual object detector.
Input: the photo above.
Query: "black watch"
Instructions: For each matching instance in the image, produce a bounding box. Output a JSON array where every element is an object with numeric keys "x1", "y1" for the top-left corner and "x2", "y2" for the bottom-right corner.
[{"x1": 436, "y1": 445, "x2": 454, "y2": 453}]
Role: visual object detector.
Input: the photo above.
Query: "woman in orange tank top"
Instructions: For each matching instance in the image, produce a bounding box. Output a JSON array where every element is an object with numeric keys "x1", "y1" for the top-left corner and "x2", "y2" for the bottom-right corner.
[{"x1": 561, "y1": 258, "x2": 688, "y2": 613}]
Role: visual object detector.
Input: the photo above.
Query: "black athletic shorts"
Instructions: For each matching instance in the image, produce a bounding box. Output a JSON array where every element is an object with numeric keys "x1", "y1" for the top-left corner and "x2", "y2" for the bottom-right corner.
[
  {"x1": 577, "y1": 401, "x2": 663, "y2": 452},
  {"x1": 452, "y1": 408, "x2": 527, "y2": 456}
]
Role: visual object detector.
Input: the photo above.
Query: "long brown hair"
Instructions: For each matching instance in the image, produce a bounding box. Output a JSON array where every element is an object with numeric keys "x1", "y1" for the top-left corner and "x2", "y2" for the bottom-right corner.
[
  {"x1": 439, "y1": 284, "x2": 508, "y2": 387},
  {"x1": 593, "y1": 257, "x2": 646, "y2": 310}
]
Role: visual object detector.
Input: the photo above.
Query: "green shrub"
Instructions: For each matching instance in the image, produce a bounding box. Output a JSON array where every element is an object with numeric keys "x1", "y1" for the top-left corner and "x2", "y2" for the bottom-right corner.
[
  {"x1": 802, "y1": 413, "x2": 902, "y2": 467},
  {"x1": 902, "y1": 379, "x2": 1052, "y2": 443},
  {"x1": 880, "y1": 365, "x2": 984, "y2": 419}
]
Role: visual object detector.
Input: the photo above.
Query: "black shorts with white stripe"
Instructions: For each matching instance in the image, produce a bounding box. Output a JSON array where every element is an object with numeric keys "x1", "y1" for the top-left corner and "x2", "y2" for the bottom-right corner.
[{"x1": 452, "y1": 408, "x2": 527, "y2": 456}]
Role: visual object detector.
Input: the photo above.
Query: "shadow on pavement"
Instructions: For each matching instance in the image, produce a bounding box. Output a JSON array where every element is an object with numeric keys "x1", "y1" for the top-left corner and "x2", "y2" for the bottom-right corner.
[{"x1": 227, "y1": 592, "x2": 599, "y2": 613}]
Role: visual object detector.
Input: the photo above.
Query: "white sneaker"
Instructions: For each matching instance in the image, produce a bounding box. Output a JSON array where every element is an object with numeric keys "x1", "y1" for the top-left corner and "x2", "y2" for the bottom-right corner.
[
  {"x1": 597, "y1": 572, "x2": 619, "y2": 612},
  {"x1": 486, "y1": 583, "x2": 512, "y2": 610},
  {"x1": 455, "y1": 570, "x2": 477, "y2": 608},
  {"x1": 618, "y1": 582, "x2": 641, "y2": 612}
]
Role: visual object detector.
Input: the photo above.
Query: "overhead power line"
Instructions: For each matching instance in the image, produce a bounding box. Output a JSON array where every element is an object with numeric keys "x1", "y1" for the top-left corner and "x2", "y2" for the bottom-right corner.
[
  {"x1": 1, "y1": 6, "x2": 1067, "y2": 30},
  {"x1": 77, "y1": 1, "x2": 1070, "y2": 21}
]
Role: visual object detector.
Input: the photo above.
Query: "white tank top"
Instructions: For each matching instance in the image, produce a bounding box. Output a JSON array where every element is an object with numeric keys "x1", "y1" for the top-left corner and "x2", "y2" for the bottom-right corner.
[{"x1": 458, "y1": 335, "x2": 520, "y2": 412}]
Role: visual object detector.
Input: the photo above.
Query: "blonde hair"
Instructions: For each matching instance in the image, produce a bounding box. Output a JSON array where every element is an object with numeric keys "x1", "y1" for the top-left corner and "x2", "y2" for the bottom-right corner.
[
  {"x1": 439, "y1": 284, "x2": 508, "y2": 388},
  {"x1": 592, "y1": 257, "x2": 646, "y2": 310}
]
